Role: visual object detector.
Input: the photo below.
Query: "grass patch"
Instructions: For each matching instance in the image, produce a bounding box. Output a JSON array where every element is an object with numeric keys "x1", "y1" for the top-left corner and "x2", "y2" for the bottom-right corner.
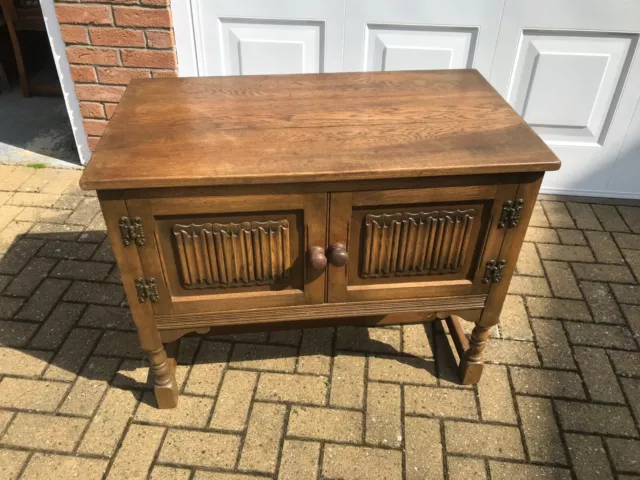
[{"x1": 27, "y1": 163, "x2": 47, "y2": 169}]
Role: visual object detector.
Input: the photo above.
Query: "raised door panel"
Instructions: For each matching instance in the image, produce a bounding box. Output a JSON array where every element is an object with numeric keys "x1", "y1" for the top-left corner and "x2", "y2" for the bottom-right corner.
[
  {"x1": 490, "y1": 0, "x2": 640, "y2": 197},
  {"x1": 327, "y1": 184, "x2": 518, "y2": 303},
  {"x1": 191, "y1": 0, "x2": 345, "y2": 76},
  {"x1": 127, "y1": 193, "x2": 327, "y2": 316},
  {"x1": 343, "y1": 0, "x2": 505, "y2": 76}
]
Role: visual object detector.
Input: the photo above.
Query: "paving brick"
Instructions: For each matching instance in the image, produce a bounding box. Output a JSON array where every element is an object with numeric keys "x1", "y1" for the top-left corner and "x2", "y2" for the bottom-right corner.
[
  {"x1": 565, "y1": 434, "x2": 613, "y2": 480},
  {"x1": 15, "y1": 279, "x2": 71, "y2": 322},
  {"x1": 489, "y1": 462, "x2": 571, "y2": 480},
  {"x1": 0, "y1": 378, "x2": 69, "y2": 412},
  {"x1": 7, "y1": 192, "x2": 61, "y2": 208},
  {"x1": 530, "y1": 318, "x2": 576, "y2": 369},
  {"x1": 330, "y1": 353, "x2": 365, "y2": 408},
  {"x1": 621, "y1": 378, "x2": 640, "y2": 422},
  {"x1": 0, "y1": 320, "x2": 38, "y2": 347},
  {"x1": 446, "y1": 456, "x2": 486, "y2": 480},
  {"x1": 15, "y1": 207, "x2": 72, "y2": 224},
  {"x1": 538, "y1": 243, "x2": 595, "y2": 262},
  {"x1": 0, "y1": 274, "x2": 11, "y2": 293},
  {"x1": 0, "y1": 238, "x2": 42, "y2": 275},
  {"x1": 38, "y1": 240, "x2": 97, "y2": 260},
  {"x1": 582, "y1": 281, "x2": 626, "y2": 324},
  {"x1": 230, "y1": 342, "x2": 297, "y2": 372},
  {"x1": 585, "y1": 230, "x2": 624, "y2": 264},
  {"x1": 609, "y1": 350, "x2": 640, "y2": 377},
  {"x1": 288, "y1": 406, "x2": 362, "y2": 443},
  {"x1": 210, "y1": 370, "x2": 258, "y2": 431},
  {"x1": 66, "y1": 197, "x2": 101, "y2": 225},
  {"x1": 0, "y1": 347, "x2": 52, "y2": 376},
  {"x1": 618, "y1": 206, "x2": 640, "y2": 233},
  {"x1": 268, "y1": 328, "x2": 301, "y2": 346},
  {"x1": 369, "y1": 354, "x2": 436, "y2": 385},
  {"x1": 336, "y1": 325, "x2": 401, "y2": 354},
  {"x1": 557, "y1": 228, "x2": 588, "y2": 245},
  {"x1": 94, "y1": 330, "x2": 143, "y2": 359},
  {"x1": 22, "y1": 454, "x2": 107, "y2": 480},
  {"x1": 193, "y1": 473, "x2": 270, "y2": 480},
  {"x1": 527, "y1": 297, "x2": 592, "y2": 321},
  {"x1": 239, "y1": 402, "x2": 286, "y2": 473},
  {"x1": 2, "y1": 413, "x2": 87, "y2": 452},
  {"x1": 278, "y1": 440, "x2": 320, "y2": 480},
  {"x1": 543, "y1": 260, "x2": 582, "y2": 299},
  {"x1": 556, "y1": 401, "x2": 637, "y2": 436},
  {"x1": 404, "y1": 417, "x2": 442, "y2": 480},
  {"x1": 79, "y1": 304, "x2": 134, "y2": 330},
  {"x1": 605, "y1": 438, "x2": 640, "y2": 474},
  {"x1": 622, "y1": 304, "x2": 640, "y2": 338},
  {"x1": 405, "y1": 385, "x2": 478, "y2": 419},
  {"x1": 149, "y1": 466, "x2": 191, "y2": 480},
  {"x1": 515, "y1": 242, "x2": 544, "y2": 276},
  {"x1": 53, "y1": 194, "x2": 83, "y2": 210},
  {"x1": 574, "y1": 346, "x2": 624, "y2": 403},
  {"x1": 0, "y1": 221, "x2": 33, "y2": 255},
  {"x1": 29, "y1": 222, "x2": 84, "y2": 241},
  {"x1": 79, "y1": 388, "x2": 140, "y2": 456},
  {"x1": 402, "y1": 323, "x2": 434, "y2": 357},
  {"x1": 4, "y1": 257, "x2": 57, "y2": 297},
  {"x1": 508, "y1": 275, "x2": 551, "y2": 296},
  {"x1": 59, "y1": 356, "x2": 121, "y2": 416},
  {"x1": 592, "y1": 204, "x2": 629, "y2": 232},
  {"x1": 565, "y1": 322, "x2": 636, "y2": 350},
  {"x1": 45, "y1": 328, "x2": 103, "y2": 380},
  {"x1": 485, "y1": 339, "x2": 540, "y2": 366},
  {"x1": 0, "y1": 166, "x2": 36, "y2": 191},
  {"x1": 51, "y1": 259, "x2": 111, "y2": 281},
  {"x1": 183, "y1": 341, "x2": 230, "y2": 396},
  {"x1": 365, "y1": 382, "x2": 401, "y2": 447},
  {"x1": 541, "y1": 201, "x2": 575, "y2": 228},
  {"x1": 478, "y1": 364, "x2": 517, "y2": 424},
  {"x1": 256, "y1": 372, "x2": 326, "y2": 405},
  {"x1": 611, "y1": 283, "x2": 640, "y2": 305},
  {"x1": 529, "y1": 201, "x2": 549, "y2": 227},
  {"x1": 444, "y1": 421, "x2": 525, "y2": 459},
  {"x1": 0, "y1": 296, "x2": 23, "y2": 318},
  {"x1": 566, "y1": 202, "x2": 602, "y2": 230},
  {"x1": 64, "y1": 281, "x2": 125, "y2": 305},
  {"x1": 107, "y1": 424, "x2": 165, "y2": 479},
  {"x1": 499, "y1": 295, "x2": 533, "y2": 340},
  {"x1": 613, "y1": 232, "x2": 640, "y2": 250},
  {"x1": 28, "y1": 302, "x2": 84, "y2": 350},
  {"x1": 296, "y1": 327, "x2": 333, "y2": 374},
  {"x1": 137, "y1": 392, "x2": 213, "y2": 427},
  {"x1": 322, "y1": 444, "x2": 402, "y2": 480},
  {"x1": 511, "y1": 367, "x2": 585, "y2": 398},
  {"x1": 524, "y1": 226, "x2": 559, "y2": 243},
  {"x1": 0, "y1": 449, "x2": 29, "y2": 480},
  {"x1": 623, "y1": 248, "x2": 640, "y2": 281},
  {"x1": 517, "y1": 396, "x2": 566, "y2": 464},
  {"x1": 572, "y1": 262, "x2": 636, "y2": 283}
]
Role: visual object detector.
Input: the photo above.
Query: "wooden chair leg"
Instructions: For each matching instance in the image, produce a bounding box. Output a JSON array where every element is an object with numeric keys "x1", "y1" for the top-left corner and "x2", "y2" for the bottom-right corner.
[
  {"x1": 147, "y1": 344, "x2": 178, "y2": 409},
  {"x1": 4, "y1": 12, "x2": 29, "y2": 97},
  {"x1": 458, "y1": 323, "x2": 490, "y2": 385}
]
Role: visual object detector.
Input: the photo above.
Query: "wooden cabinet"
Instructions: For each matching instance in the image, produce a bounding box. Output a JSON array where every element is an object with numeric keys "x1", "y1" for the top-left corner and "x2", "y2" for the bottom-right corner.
[{"x1": 81, "y1": 70, "x2": 560, "y2": 408}]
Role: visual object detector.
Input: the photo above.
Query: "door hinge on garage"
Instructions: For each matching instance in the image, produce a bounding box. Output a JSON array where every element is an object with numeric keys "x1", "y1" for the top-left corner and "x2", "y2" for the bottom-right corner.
[
  {"x1": 135, "y1": 277, "x2": 159, "y2": 303},
  {"x1": 498, "y1": 199, "x2": 523, "y2": 228},
  {"x1": 119, "y1": 216, "x2": 145, "y2": 247},
  {"x1": 482, "y1": 260, "x2": 506, "y2": 284}
]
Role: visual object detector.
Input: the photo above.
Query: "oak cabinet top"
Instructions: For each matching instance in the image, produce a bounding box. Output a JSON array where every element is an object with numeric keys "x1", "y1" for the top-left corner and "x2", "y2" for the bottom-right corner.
[{"x1": 80, "y1": 70, "x2": 560, "y2": 190}]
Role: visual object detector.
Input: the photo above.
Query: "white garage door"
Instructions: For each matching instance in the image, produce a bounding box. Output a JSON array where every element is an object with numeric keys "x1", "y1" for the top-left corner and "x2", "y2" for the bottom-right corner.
[{"x1": 172, "y1": 0, "x2": 640, "y2": 199}]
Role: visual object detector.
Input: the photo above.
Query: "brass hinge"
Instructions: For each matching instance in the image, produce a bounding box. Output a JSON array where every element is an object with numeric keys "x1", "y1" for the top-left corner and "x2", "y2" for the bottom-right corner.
[
  {"x1": 482, "y1": 260, "x2": 506, "y2": 284},
  {"x1": 119, "y1": 216, "x2": 145, "y2": 247},
  {"x1": 498, "y1": 199, "x2": 523, "y2": 228},
  {"x1": 135, "y1": 277, "x2": 159, "y2": 303}
]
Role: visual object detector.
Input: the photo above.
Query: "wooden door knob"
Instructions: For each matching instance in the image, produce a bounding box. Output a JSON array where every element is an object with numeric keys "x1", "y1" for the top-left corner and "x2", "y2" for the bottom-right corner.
[
  {"x1": 328, "y1": 243, "x2": 348, "y2": 266},
  {"x1": 308, "y1": 246, "x2": 327, "y2": 270}
]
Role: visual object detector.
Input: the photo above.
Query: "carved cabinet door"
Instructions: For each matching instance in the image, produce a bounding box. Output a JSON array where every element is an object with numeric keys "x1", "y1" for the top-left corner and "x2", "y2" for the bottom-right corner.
[
  {"x1": 327, "y1": 184, "x2": 519, "y2": 303},
  {"x1": 125, "y1": 193, "x2": 327, "y2": 316}
]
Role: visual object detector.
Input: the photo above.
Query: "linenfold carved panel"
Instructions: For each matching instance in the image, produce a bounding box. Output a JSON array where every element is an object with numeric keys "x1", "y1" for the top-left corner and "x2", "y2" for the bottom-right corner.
[
  {"x1": 361, "y1": 210, "x2": 476, "y2": 278},
  {"x1": 172, "y1": 220, "x2": 291, "y2": 288}
]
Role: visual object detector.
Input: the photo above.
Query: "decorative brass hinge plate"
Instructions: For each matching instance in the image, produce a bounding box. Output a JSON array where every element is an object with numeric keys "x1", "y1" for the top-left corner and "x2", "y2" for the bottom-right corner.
[
  {"x1": 119, "y1": 216, "x2": 145, "y2": 247},
  {"x1": 482, "y1": 260, "x2": 506, "y2": 284},
  {"x1": 498, "y1": 199, "x2": 523, "y2": 228},
  {"x1": 135, "y1": 277, "x2": 159, "y2": 303}
]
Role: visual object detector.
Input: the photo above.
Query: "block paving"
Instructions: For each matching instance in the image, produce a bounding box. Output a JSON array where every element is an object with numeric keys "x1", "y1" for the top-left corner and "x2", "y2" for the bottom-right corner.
[{"x1": 0, "y1": 164, "x2": 639, "y2": 479}]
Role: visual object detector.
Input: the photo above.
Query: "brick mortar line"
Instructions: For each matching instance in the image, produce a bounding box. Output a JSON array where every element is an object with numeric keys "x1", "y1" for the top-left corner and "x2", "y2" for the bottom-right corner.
[
  {"x1": 231, "y1": 364, "x2": 262, "y2": 471},
  {"x1": 272, "y1": 402, "x2": 292, "y2": 479},
  {"x1": 142, "y1": 422, "x2": 170, "y2": 479},
  {"x1": 505, "y1": 365, "x2": 531, "y2": 463}
]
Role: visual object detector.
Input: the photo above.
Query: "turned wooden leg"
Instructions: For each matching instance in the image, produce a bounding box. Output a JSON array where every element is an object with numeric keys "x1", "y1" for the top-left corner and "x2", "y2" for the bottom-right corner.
[
  {"x1": 148, "y1": 344, "x2": 178, "y2": 408},
  {"x1": 458, "y1": 323, "x2": 490, "y2": 385}
]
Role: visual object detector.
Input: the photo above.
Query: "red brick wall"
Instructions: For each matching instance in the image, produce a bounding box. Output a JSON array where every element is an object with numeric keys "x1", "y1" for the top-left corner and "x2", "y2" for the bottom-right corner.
[{"x1": 55, "y1": 0, "x2": 178, "y2": 151}]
